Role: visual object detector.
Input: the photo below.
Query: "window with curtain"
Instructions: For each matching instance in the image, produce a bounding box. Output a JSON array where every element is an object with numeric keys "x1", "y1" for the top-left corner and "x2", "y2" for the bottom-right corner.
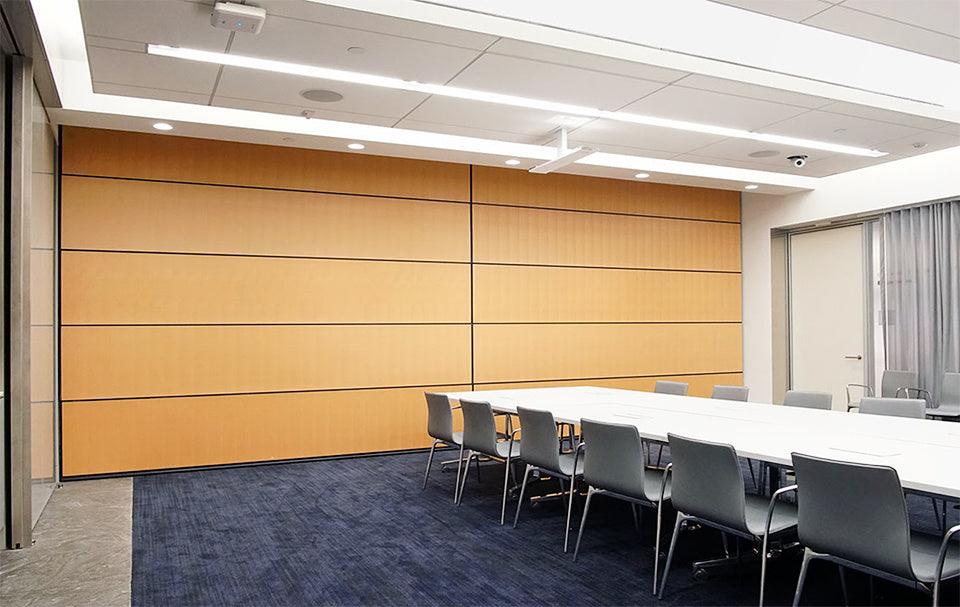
[{"x1": 880, "y1": 199, "x2": 960, "y2": 407}]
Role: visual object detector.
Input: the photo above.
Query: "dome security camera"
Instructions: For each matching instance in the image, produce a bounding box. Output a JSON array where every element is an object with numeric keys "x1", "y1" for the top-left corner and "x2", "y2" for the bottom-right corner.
[{"x1": 787, "y1": 155, "x2": 808, "y2": 168}]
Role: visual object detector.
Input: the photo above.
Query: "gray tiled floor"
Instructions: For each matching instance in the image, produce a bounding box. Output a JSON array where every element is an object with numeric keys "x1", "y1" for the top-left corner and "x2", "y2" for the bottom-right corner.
[{"x1": 0, "y1": 479, "x2": 132, "y2": 607}]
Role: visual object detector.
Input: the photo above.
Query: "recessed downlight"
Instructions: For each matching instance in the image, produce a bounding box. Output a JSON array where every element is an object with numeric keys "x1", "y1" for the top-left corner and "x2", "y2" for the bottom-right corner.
[
  {"x1": 634, "y1": 172, "x2": 650, "y2": 179},
  {"x1": 505, "y1": 159, "x2": 521, "y2": 166},
  {"x1": 152, "y1": 122, "x2": 173, "y2": 131},
  {"x1": 744, "y1": 184, "x2": 759, "y2": 190},
  {"x1": 300, "y1": 88, "x2": 344, "y2": 103},
  {"x1": 347, "y1": 142, "x2": 365, "y2": 150},
  {"x1": 748, "y1": 149, "x2": 779, "y2": 158}
]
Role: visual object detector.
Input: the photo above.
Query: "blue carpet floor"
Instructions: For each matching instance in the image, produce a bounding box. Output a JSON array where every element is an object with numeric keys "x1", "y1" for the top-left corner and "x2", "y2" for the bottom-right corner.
[{"x1": 132, "y1": 451, "x2": 958, "y2": 606}]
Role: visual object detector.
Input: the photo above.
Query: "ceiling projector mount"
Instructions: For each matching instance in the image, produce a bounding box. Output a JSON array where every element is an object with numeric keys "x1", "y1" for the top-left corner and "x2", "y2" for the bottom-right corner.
[
  {"x1": 529, "y1": 127, "x2": 596, "y2": 174},
  {"x1": 211, "y1": 2, "x2": 266, "y2": 34}
]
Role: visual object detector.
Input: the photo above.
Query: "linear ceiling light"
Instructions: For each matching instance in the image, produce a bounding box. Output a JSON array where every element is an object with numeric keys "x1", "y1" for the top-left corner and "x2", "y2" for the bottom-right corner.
[{"x1": 147, "y1": 44, "x2": 887, "y2": 158}]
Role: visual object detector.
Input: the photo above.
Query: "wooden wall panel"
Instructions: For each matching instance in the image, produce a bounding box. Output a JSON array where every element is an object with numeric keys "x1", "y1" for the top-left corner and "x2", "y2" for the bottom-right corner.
[
  {"x1": 473, "y1": 323, "x2": 742, "y2": 383},
  {"x1": 473, "y1": 265, "x2": 741, "y2": 323},
  {"x1": 473, "y1": 204, "x2": 741, "y2": 271},
  {"x1": 472, "y1": 166, "x2": 741, "y2": 222},
  {"x1": 62, "y1": 128, "x2": 470, "y2": 201},
  {"x1": 61, "y1": 176, "x2": 470, "y2": 261},
  {"x1": 62, "y1": 324, "x2": 472, "y2": 401},
  {"x1": 62, "y1": 252, "x2": 470, "y2": 325},
  {"x1": 61, "y1": 386, "x2": 469, "y2": 476},
  {"x1": 475, "y1": 373, "x2": 745, "y2": 398}
]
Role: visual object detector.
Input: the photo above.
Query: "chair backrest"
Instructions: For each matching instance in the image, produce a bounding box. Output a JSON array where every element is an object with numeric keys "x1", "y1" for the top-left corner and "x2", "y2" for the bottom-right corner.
[
  {"x1": 711, "y1": 385, "x2": 749, "y2": 402},
  {"x1": 859, "y1": 397, "x2": 926, "y2": 419},
  {"x1": 792, "y1": 453, "x2": 914, "y2": 580},
  {"x1": 459, "y1": 399, "x2": 499, "y2": 454},
  {"x1": 424, "y1": 392, "x2": 456, "y2": 443},
  {"x1": 516, "y1": 407, "x2": 561, "y2": 472},
  {"x1": 667, "y1": 433, "x2": 748, "y2": 534},
  {"x1": 940, "y1": 372, "x2": 959, "y2": 408},
  {"x1": 655, "y1": 381, "x2": 689, "y2": 396},
  {"x1": 580, "y1": 419, "x2": 645, "y2": 498},
  {"x1": 783, "y1": 390, "x2": 832, "y2": 410},
  {"x1": 880, "y1": 369, "x2": 918, "y2": 398}
]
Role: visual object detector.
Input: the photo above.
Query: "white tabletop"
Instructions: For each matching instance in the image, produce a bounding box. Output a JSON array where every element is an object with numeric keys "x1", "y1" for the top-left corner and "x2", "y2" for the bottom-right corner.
[{"x1": 439, "y1": 386, "x2": 960, "y2": 499}]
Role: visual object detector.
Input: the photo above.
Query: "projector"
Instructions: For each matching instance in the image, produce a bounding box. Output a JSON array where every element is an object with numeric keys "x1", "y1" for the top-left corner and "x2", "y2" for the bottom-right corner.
[{"x1": 211, "y1": 2, "x2": 266, "y2": 34}]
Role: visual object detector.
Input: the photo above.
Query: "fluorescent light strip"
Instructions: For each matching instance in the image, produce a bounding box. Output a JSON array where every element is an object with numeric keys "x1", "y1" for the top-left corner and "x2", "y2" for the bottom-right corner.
[{"x1": 147, "y1": 44, "x2": 887, "y2": 158}]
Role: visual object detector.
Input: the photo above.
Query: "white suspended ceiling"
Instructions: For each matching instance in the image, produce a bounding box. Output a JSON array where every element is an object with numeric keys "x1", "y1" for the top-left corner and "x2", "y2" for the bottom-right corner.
[{"x1": 32, "y1": 0, "x2": 960, "y2": 195}]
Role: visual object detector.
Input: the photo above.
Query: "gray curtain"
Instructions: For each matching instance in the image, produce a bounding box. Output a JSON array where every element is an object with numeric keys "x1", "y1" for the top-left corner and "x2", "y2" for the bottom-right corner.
[{"x1": 881, "y1": 199, "x2": 960, "y2": 406}]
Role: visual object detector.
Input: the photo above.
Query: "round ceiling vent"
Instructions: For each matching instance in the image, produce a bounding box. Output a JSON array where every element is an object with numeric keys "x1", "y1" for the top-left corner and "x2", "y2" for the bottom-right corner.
[
  {"x1": 748, "y1": 149, "x2": 780, "y2": 158},
  {"x1": 300, "y1": 89, "x2": 344, "y2": 103}
]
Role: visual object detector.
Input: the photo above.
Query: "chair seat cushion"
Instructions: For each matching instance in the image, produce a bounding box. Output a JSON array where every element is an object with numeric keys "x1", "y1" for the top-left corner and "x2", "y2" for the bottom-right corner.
[
  {"x1": 642, "y1": 469, "x2": 672, "y2": 503},
  {"x1": 910, "y1": 530, "x2": 960, "y2": 583},
  {"x1": 744, "y1": 494, "x2": 798, "y2": 536},
  {"x1": 557, "y1": 452, "x2": 585, "y2": 477},
  {"x1": 495, "y1": 440, "x2": 521, "y2": 459}
]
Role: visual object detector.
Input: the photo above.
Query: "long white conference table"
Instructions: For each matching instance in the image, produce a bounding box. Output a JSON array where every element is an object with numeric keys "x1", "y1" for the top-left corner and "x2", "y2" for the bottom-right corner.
[{"x1": 439, "y1": 386, "x2": 960, "y2": 500}]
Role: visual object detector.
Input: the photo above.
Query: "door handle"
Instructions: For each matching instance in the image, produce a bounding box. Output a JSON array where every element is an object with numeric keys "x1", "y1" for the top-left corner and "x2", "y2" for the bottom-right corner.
[{"x1": 844, "y1": 355, "x2": 863, "y2": 360}]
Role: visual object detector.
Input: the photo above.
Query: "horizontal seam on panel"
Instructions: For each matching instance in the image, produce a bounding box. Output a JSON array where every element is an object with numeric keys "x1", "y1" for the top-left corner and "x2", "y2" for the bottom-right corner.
[
  {"x1": 60, "y1": 249, "x2": 471, "y2": 265},
  {"x1": 60, "y1": 446, "x2": 440, "y2": 481},
  {"x1": 473, "y1": 261, "x2": 741, "y2": 274},
  {"x1": 60, "y1": 383, "x2": 472, "y2": 403},
  {"x1": 472, "y1": 201, "x2": 740, "y2": 225},
  {"x1": 61, "y1": 173, "x2": 470, "y2": 205},
  {"x1": 61, "y1": 322, "x2": 474, "y2": 327},
  {"x1": 475, "y1": 371, "x2": 745, "y2": 385},
  {"x1": 472, "y1": 321, "x2": 742, "y2": 325}
]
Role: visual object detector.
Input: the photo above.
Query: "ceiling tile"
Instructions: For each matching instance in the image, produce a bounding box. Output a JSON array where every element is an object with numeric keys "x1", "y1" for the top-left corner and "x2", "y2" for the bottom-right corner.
[
  {"x1": 842, "y1": 0, "x2": 960, "y2": 38},
  {"x1": 403, "y1": 96, "x2": 561, "y2": 136},
  {"x1": 394, "y1": 119, "x2": 544, "y2": 144},
  {"x1": 804, "y1": 5, "x2": 960, "y2": 62},
  {"x1": 570, "y1": 119, "x2": 724, "y2": 154},
  {"x1": 213, "y1": 96, "x2": 398, "y2": 126},
  {"x1": 229, "y1": 15, "x2": 481, "y2": 83},
  {"x1": 760, "y1": 110, "x2": 923, "y2": 147},
  {"x1": 686, "y1": 137, "x2": 835, "y2": 168},
  {"x1": 253, "y1": 0, "x2": 498, "y2": 50},
  {"x1": 85, "y1": 35, "x2": 143, "y2": 53},
  {"x1": 673, "y1": 74, "x2": 832, "y2": 109},
  {"x1": 801, "y1": 153, "x2": 904, "y2": 177},
  {"x1": 447, "y1": 54, "x2": 665, "y2": 110},
  {"x1": 872, "y1": 129, "x2": 960, "y2": 157},
  {"x1": 486, "y1": 38, "x2": 688, "y2": 83},
  {"x1": 619, "y1": 86, "x2": 809, "y2": 130},
  {"x1": 710, "y1": 0, "x2": 833, "y2": 22},
  {"x1": 937, "y1": 124, "x2": 960, "y2": 136},
  {"x1": 672, "y1": 153, "x2": 807, "y2": 173},
  {"x1": 819, "y1": 101, "x2": 952, "y2": 130},
  {"x1": 79, "y1": 0, "x2": 229, "y2": 51},
  {"x1": 94, "y1": 82, "x2": 212, "y2": 105},
  {"x1": 214, "y1": 67, "x2": 427, "y2": 118},
  {"x1": 87, "y1": 46, "x2": 220, "y2": 94}
]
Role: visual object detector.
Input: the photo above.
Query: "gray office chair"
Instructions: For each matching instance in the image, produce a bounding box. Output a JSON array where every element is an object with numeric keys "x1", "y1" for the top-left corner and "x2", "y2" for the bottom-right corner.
[
  {"x1": 783, "y1": 390, "x2": 832, "y2": 410},
  {"x1": 650, "y1": 381, "x2": 690, "y2": 467},
  {"x1": 790, "y1": 453, "x2": 960, "y2": 607},
  {"x1": 712, "y1": 385, "x2": 750, "y2": 401},
  {"x1": 928, "y1": 372, "x2": 960, "y2": 420},
  {"x1": 847, "y1": 369, "x2": 920, "y2": 411},
  {"x1": 456, "y1": 399, "x2": 521, "y2": 525},
  {"x1": 572, "y1": 419, "x2": 671, "y2": 590},
  {"x1": 658, "y1": 434, "x2": 798, "y2": 606},
  {"x1": 422, "y1": 393, "x2": 464, "y2": 500},
  {"x1": 512, "y1": 406, "x2": 584, "y2": 552},
  {"x1": 859, "y1": 396, "x2": 927, "y2": 419}
]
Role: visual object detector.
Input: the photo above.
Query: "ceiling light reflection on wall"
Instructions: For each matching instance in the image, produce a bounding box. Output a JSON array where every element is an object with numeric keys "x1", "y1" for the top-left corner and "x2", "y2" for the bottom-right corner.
[{"x1": 146, "y1": 44, "x2": 887, "y2": 158}]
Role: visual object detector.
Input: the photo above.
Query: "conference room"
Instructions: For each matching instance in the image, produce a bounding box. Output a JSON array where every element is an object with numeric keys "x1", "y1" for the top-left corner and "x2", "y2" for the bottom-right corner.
[{"x1": 1, "y1": 1, "x2": 959, "y2": 606}]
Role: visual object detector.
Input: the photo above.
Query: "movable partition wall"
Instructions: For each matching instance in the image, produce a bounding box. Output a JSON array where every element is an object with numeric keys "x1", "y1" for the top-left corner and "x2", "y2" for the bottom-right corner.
[{"x1": 59, "y1": 127, "x2": 743, "y2": 476}]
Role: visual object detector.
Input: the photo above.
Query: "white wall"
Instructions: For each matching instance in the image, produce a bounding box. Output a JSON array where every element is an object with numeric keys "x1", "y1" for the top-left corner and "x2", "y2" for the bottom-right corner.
[{"x1": 742, "y1": 147, "x2": 960, "y2": 402}]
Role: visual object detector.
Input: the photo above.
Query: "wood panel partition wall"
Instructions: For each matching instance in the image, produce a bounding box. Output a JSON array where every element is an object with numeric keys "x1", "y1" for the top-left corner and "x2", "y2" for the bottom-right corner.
[{"x1": 60, "y1": 127, "x2": 742, "y2": 477}]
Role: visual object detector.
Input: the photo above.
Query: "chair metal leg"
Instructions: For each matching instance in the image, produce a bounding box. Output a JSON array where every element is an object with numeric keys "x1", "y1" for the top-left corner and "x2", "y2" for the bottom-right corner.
[
  {"x1": 453, "y1": 443, "x2": 465, "y2": 502},
  {"x1": 722, "y1": 532, "x2": 731, "y2": 558},
  {"x1": 655, "y1": 444, "x2": 664, "y2": 469},
  {"x1": 500, "y1": 452, "x2": 512, "y2": 525},
  {"x1": 563, "y1": 472, "x2": 577, "y2": 553},
  {"x1": 573, "y1": 487, "x2": 595, "y2": 562},
  {"x1": 658, "y1": 514, "x2": 687, "y2": 599},
  {"x1": 422, "y1": 440, "x2": 438, "y2": 490},
  {"x1": 513, "y1": 464, "x2": 533, "y2": 528},
  {"x1": 931, "y1": 497, "x2": 945, "y2": 532},
  {"x1": 792, "y1": 548, "x2": 814, "y2": 607},
  {"x1": 631, "y1": 503, "x2": 641, "y2": 532},
  {"x1": 748, "y1": 459, "x2": 759, "y2": 492},
  {"x1": 456, "y1": 450, "x2": 473, "y2": 506},
  {"x1": 837, "y1": 565, "x2": 849, "y2": 607}
]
